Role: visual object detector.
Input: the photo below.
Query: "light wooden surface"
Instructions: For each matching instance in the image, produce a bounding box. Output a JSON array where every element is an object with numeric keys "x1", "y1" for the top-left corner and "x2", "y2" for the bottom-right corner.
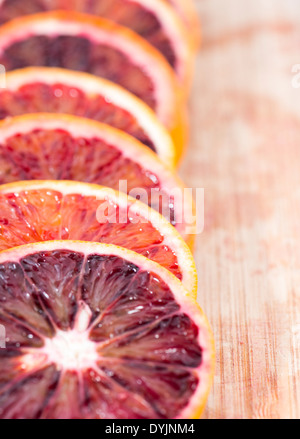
[{"x1": 180, "y1": 0, "x2": 300, "y2": 419}]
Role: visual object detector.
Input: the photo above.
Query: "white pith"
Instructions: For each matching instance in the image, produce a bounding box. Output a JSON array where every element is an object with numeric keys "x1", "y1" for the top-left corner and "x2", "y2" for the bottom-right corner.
[
  {"x1": 21, "y1": 302, "x2": 99, "y2": 372},
  {"x1": 43, "y1": 328, "x2": 97, "y2": 371},
  {"x1": 43, "y1": 302, "x2": 97, "y2": 371}
]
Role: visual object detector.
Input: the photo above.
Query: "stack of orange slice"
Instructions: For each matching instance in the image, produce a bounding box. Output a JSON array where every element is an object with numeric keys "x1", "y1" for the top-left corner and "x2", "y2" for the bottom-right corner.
[{"x1": 0, "y1": 0, "x2": 214, "y2": 419}]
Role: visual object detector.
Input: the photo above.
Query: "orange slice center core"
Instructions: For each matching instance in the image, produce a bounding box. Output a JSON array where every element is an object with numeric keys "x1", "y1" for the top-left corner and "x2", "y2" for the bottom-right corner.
[{"x1": 22, "y1": 302, "x2": 99, "y2": 372}]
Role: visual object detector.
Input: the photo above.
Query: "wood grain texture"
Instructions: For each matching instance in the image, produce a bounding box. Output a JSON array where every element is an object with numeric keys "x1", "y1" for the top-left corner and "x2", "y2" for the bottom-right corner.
[{"x1": 180, "y1": 0, "x2": 300, "y2": 419}]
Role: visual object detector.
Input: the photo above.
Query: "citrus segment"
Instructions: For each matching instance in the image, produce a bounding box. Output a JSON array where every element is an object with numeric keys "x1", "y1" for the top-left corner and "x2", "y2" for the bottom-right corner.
[
  {"x1": 0, "y1": 114, "x2": 196, "y2": 245},
  {"x1": 0, "y1": 241, "x2": 214, "y2": 419},
  {"x1": 0, "y1": 180, "x2": 197, "y2": 293}
]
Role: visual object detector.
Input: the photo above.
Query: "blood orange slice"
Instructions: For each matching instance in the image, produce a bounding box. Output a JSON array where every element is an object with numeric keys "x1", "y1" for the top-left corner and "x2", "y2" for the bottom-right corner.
[
  {"x1": 0, "y1": 0, "x2": 195, "y2": 89},
  {"x1": 167, "y1": 0, "x2": 201, "y2": 46},
  {"x1": 0, "y1": 180, "x2": 197, "y2": 294},
  {"x1": 0, "y1": 241, "x2": 214, "y2": 419},
  {"x1": 0, "y1": 114, "x2": 196, "y2": 245},
  {"x1": 0, "y1": 67, "x2": 176, "y2": 167}
]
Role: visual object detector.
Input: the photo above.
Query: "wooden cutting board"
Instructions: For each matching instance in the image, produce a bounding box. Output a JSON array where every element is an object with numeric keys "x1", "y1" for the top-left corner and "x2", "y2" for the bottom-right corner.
[{"x1": 180, "y1": 0, "x2": 300, "y2": 419}]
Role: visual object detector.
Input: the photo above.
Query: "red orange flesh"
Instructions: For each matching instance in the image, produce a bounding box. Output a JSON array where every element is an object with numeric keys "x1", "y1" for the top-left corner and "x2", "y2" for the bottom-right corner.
[{"x1": 0, "y1": 241, "x2": 214, "y2": 419}]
